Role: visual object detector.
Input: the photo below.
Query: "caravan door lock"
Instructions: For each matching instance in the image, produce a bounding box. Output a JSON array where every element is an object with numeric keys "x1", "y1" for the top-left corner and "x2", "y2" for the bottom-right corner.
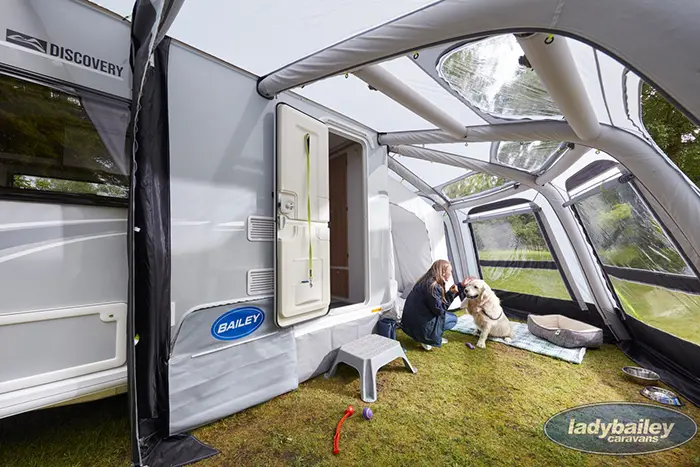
[{"x1": 278, "y1": 192, "x2": 296, "y2": 215}]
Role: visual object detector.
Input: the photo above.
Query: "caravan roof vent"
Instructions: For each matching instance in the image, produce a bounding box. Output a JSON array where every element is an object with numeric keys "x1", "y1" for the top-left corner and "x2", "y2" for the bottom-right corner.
[
  {"x1": 247, "y1": 268, "x2": 274, "y2": 296},
  {"x1": 247, "y1": 216, "x2": 275, "y2": 241}
]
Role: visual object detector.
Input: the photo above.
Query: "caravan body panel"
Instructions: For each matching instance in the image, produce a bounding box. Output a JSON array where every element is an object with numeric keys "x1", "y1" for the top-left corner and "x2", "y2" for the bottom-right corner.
[
  {"x1": 0, "y1": 0, "x2": 131, "y2": 417},
  {"x1": 165, "y1": 41, "x2": 391, "y2": 433}
]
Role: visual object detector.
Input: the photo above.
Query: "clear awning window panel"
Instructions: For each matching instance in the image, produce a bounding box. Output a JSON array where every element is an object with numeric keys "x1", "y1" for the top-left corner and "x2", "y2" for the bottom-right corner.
[
  {"x1": 575, "y1": 183, "x2": 700, "y2": 345},
  {"x1": 437, "y1": 35, "x2": 562, "y2": 120},
  {"x1": 441, "y1": 173, "x2": 507, "y2": 200},
  {"x1": 471, "y1": 212, "x2": 570, "y2": 300},
  {"x1": 493, "y1": 140, "x2": 570, "y2": 174}
]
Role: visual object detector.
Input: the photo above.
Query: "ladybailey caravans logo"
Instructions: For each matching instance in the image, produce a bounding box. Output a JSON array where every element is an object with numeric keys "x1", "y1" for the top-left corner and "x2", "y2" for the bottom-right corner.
[{"x1": 544, "y1": 402, "x2": 697, "y2": 455}]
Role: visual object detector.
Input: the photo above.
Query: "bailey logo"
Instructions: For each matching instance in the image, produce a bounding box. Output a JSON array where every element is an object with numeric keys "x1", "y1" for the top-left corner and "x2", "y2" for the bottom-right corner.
[
  {"x1": 4, "y1": 28, "x2": 124, "y2": 79},
  {"x1": 544, "y1": 402, "x2": 697, "y2": 455},
  {"x1": 211, "y1": 306, "x2": 265, "y2": 341}
]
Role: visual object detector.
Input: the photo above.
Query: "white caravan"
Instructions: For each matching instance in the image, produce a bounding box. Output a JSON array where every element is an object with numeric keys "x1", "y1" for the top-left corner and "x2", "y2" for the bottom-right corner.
[{"x1": 0, "y1": 0, "x2": 397, "y2": 425}]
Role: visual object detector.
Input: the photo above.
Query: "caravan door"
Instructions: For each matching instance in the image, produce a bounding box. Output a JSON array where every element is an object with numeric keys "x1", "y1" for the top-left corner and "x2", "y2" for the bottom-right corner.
[{"x1": 275, "y1": 104, "x2": 331, "y2": 327}]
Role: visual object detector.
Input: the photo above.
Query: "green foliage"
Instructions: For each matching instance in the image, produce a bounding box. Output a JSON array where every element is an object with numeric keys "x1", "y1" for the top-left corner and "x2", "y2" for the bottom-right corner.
[
  {"x1": 597, "y1": 202, "x2": 632, "y2": 248},
  {"x1": 641, "y1": 83, "x2": 700, "y2": 187},
  {"x1": 0, "y1": 74, "x2": 127, "y2": 198},
  {"x1": 509, "y1": 213, "x2": 546, "y2": 250},
  {"x1": 578, "y1": 185, "x2": 689, "y2": 274},
  {"x1": 14, "y1": 175, "x2": 128, "y2": 198},
  {"x1": 474, "y1": 213, "x2": 547, "y2": 253}
]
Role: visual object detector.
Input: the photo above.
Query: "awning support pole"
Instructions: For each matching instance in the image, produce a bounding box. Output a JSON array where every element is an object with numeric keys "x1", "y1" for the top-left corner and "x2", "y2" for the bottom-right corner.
[
  {"x1": 516, "y1": 33, "x2": 601, "y2": 141},
  {"x1": 353, "y1": 64, "x2": 468, "y2": 140}
]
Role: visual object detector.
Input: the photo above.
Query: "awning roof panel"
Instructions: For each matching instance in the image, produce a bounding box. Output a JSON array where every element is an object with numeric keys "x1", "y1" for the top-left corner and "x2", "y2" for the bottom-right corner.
[
  {"x1": 391, "y1": 153, "x2": 470, "y2": 188},
  {"x1": 98, "y1": 0, "x2": 698, "y2": 223}
]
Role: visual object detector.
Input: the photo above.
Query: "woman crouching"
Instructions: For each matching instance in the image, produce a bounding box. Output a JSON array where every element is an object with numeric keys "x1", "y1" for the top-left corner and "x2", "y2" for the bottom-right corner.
[{"x1": 401, "y1": 259, "x2": 466, "y2": 350}]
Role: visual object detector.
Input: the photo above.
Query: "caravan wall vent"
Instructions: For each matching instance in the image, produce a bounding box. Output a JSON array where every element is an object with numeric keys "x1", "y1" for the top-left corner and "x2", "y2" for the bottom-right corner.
[
  {"x1": 247, "y1": 216, "x2": 275, "y2": 241},
  {"x1": 247, "y1": 268, "x2": 274, "y2": 296}
]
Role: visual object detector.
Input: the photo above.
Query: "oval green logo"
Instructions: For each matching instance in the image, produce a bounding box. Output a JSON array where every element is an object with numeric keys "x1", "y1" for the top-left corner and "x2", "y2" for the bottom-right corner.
[{"x1": 544, "y1": 402, "x2": 697, "y2": 455}]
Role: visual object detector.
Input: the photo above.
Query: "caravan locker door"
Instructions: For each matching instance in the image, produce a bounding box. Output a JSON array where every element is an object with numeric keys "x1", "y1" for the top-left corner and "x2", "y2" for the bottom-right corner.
[{"x1": 275, "y1": 104, "x2": 331, "y2": 327}]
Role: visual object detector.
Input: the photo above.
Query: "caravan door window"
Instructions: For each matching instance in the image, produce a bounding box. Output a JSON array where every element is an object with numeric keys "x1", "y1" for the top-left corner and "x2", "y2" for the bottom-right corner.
[
  {"x1": 574, "y1": 183, "x2": 700, "y2": 344},
  {"x1": 0, "y1": 73, "x2": 129, "y2": 205}
]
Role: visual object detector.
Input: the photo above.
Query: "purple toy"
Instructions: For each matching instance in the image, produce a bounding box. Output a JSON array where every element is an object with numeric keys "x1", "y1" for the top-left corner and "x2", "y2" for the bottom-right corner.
[
  {"x1": 362, "y1": 407, "x2": 373, "y2": 420},
  {"x1": 466, "y1": 342, "x2": 475, "y2": 349}
]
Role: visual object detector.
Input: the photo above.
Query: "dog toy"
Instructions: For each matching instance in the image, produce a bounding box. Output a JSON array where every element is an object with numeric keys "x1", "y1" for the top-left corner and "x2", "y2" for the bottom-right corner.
[
  {"x1": 362, "y1": 407, "x2": 373, "y2": 420},
  {"x1": 466, "y1": 342, "x2": 475, "y2": 349},
  {"x1": 333, "y1": 405, "x2": 354, "y2": 455}
]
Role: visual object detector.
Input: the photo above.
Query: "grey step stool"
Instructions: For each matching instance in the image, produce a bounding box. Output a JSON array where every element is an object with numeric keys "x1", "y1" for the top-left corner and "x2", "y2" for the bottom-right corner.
[{"x1": 324, "y1": 333, "x2": 417, "y2": 403}]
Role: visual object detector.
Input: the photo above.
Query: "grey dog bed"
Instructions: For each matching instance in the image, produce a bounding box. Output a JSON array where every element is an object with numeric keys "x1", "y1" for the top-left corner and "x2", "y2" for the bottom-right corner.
[{"x1": 527, "y1": 314, "x2": 604, "y2": 349}]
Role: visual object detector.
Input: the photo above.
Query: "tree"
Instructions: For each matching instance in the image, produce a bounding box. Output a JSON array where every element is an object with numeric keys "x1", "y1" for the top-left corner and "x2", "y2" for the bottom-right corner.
[
  {"x1": 641, "y1": 83, "x2": 700, "y2": 187},
  {"x1": 0, "y1": 74, "x2": 128, "y2": 198}
]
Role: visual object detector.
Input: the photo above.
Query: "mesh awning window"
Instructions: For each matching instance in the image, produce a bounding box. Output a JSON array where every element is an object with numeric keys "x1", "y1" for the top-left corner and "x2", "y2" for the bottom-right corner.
[
  {"x1": 470, "y1": 212, "x2": 571, "y2": 300},
  {"x1": 437, "y1": 35, "x2": 561, "y2": 120},
  {"x1": 574, "y1": 183, "x2": 700, "y2": 344},
  {"x1": 493, "y1": 140, "x2": 569, "y2": 173},
  {"x1": 442, "y1": 172, "x2": 507, "y2": 200}
]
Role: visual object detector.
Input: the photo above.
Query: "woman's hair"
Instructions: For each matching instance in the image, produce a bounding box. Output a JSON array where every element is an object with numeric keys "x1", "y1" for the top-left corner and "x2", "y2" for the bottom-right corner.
[{"x1": 416, "y1": 259, "x2": 451, "y2": 302}]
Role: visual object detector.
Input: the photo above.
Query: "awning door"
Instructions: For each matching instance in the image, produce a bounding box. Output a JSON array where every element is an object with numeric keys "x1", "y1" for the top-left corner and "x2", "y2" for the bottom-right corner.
[{"x1": 275, "y1": 104, "x2": 331, "y2": 327}]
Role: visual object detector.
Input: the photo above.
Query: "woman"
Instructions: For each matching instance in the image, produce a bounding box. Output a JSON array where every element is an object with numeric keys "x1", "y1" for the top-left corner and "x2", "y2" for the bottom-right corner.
[{"x1": 401, "y1": 259, "x2": 466, "y2": 350}]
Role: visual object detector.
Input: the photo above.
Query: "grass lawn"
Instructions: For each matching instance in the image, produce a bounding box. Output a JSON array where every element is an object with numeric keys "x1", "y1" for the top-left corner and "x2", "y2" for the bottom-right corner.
[
  {"x1": 612, "y1": 278, "x2": 700, "y2": 345},
  {"x1": 481, "y1": 267, "x2": 571, "y2": 301},
  {"x1": 3, "y1": 319, "x2": 700, "y2": 467},
  {"x1": 478, "y1": 250, "x2": 554, "y2": 261},
  {"x1": 479, "y1": 250, "x2": 700, "y2": 346}
]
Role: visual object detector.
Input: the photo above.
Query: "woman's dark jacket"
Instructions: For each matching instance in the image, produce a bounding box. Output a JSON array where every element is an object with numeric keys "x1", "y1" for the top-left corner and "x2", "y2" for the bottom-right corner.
[{"x1": 401, "y1": 280, "x2": 465, "y2": 346}]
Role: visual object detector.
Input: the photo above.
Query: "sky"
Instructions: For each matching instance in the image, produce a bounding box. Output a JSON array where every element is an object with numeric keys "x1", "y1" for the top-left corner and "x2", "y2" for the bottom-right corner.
[{"x1": 92, "y1": 0, "x2": 435, "y2": 75}]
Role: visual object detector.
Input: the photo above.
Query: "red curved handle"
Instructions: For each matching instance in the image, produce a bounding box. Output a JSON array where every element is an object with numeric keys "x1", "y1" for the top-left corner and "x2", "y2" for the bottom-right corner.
[{"x1": 333, "y1": 406, "x2": 354, "y2": 455}]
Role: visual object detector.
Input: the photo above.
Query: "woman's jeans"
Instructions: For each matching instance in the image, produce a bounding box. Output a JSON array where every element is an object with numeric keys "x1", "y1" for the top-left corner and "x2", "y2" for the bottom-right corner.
[{"x1": 444, "y1": 312, "x2": 458, "y2": 332}]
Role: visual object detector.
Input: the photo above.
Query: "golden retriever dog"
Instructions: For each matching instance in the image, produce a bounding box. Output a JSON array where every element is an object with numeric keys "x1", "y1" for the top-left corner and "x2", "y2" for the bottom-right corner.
[{"x1": 461, "y1": 279, "x2": 515, "y2": 348}]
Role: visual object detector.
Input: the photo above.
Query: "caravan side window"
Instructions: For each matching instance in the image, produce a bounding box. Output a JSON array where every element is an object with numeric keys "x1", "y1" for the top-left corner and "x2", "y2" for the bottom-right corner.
[{"x1": 0, "y1": 73, "x2": 129, "y2": 205}]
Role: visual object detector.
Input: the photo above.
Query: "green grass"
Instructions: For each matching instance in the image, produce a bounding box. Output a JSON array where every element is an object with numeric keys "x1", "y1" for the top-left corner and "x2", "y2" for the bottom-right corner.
[
  {"x1": 3, "y1": 325, "x2": 700, "y2": 467},
  {"x1": 482, "y1": 267, "x2": 571, "y2": 301},
  {"x1": 478, "y1": 250, "x2": 554, "y2": 261},
  {"x1": 612, "y1": 278, "x2": 700, "y2": 344},
  {"x1": 479, "y1": 250, "x2": 700, "y2": 346}
]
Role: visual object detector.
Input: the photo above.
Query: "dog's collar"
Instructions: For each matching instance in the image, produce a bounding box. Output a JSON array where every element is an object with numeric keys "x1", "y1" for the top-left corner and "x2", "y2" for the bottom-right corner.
[{"x1": 481, "y1": 308, "x2": 503, "y2": 321}]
